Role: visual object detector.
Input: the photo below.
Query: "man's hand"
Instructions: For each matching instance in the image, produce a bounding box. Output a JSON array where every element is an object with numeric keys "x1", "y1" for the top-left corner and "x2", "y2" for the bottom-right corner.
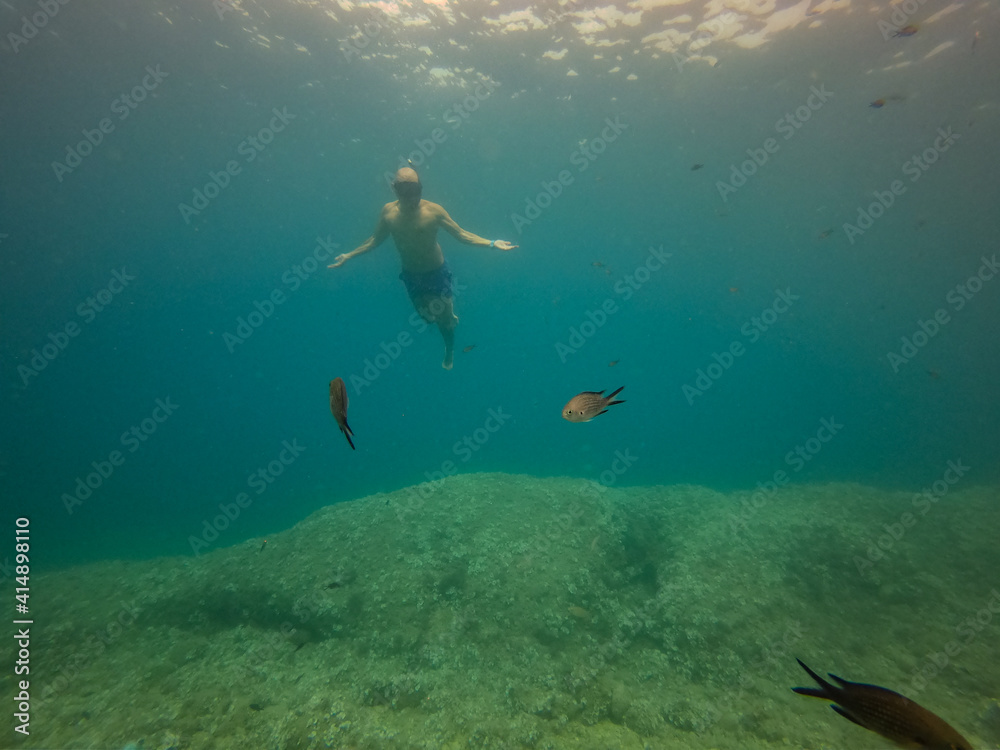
[
  {"x1": 328, "y1": 253, "x2": 350, "y2": 269},
  {"x1": 494, "y1": 240, "x2": 518, "y2": 251}
]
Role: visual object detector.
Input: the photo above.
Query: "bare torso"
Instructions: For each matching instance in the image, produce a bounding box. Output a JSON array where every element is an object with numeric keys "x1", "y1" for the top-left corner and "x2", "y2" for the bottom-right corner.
[{"x1": 382, "y1": 199, "x2": 446, "y2": 273}]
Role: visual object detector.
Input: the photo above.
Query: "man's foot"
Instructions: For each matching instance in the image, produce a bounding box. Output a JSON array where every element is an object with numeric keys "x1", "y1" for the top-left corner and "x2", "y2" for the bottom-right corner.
[{"x1": 443, "y1": 350, "x2": 454, "y2": 370}]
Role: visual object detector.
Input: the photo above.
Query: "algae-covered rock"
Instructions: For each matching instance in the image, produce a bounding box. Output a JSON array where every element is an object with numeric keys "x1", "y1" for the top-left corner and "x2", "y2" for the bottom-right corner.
[{"x1": 18, "y1": 474, "x2": 1000, "y2": 750}]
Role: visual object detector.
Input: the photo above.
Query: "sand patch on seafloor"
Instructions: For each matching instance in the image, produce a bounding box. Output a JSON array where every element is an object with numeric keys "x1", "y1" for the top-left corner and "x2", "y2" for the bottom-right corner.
[{"x1": 7, "y1": 473, "x2": 1000, "y2": 750}]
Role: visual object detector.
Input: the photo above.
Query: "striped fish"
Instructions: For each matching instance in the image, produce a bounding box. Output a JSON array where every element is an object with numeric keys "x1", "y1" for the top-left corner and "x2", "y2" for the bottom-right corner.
[
  {"x1": 792, "y1": 659, "x2": 973, "y2": 749},
  {"x1": 562, "y1": 386, "x2": 625, "y2": 423},
  {"x1": 329, "y1": 377, "x2": 355, "y2": 450}
]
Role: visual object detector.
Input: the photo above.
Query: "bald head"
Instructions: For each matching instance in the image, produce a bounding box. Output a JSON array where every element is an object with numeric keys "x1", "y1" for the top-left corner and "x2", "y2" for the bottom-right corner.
[
  {"x1": 394, "y1": 167, "x2": 419, "y2": 185},
  {"x1": 392, "y1": 167, "x2": 422, "y2": 204}
]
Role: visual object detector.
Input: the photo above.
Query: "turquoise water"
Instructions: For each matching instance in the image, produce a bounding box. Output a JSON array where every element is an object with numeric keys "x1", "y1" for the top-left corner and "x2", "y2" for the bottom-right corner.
[
  {"x1": 4, "y1": 2, "x2": 1000, "y2": 748},
  {"x1": 3, "y1": 0, "x2": 998, "y2": 571}
]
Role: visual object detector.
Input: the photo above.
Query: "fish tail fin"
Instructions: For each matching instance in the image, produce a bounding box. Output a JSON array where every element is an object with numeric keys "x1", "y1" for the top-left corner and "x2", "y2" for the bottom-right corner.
[
  {"x1": 607, "y1": 386, "x2": 625, "y2": 405},
  {"x1": 791, "y1": 687, "x2": 827, "y2": 699},
  {"x1": 342, "y1": 420, "x2": 356, "y2": 450},
  {"x1": 829, "y1": 704, "x2": 866, "y2": 728},
  {"x1": 793, "y1": 659, "x2": 838, "y2": 700}
]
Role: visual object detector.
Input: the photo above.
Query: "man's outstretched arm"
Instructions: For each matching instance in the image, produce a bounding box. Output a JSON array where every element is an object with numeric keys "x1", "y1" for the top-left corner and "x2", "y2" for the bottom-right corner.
[
  {"x1": 438, "y1": 207, "x2": 519, "y2": 251},
  {"x1": 328, "y1": 209, "x2": 391, "y2": 268}
]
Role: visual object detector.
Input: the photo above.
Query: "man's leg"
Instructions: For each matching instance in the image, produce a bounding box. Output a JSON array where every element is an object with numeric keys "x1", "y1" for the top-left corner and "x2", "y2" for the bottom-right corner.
[
  {"x1": 418, "y1": 294, "x2": 458, "y2": 370},
  {"x1": 430, "y1": 295, "x2": 458, "y2": 370}
]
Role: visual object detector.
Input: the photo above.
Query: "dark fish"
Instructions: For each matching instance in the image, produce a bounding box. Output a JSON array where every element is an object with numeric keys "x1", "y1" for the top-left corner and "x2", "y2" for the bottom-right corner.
[
  {"x1": 818, "y1": 228, "x2": 833, "y2": 239},
  {"x1": 329, "y1": 377, "x2": 355, "y2": 450},
  {"x1": 792, "y1": 659, "x2": 973, "y2": 749},
  {"x1": 608, "y1": 359, "x2": 620, "y2": 367},
  {"x1": 871, "y1": 98, "x2": 886, "y2": 109},
  {"x1": 463, "y1": 345, "x2": 476, "y2": 353},
  {"x1": 893, "y1": 24, "x2": 919, "y2": 37},
  {"x1": 562, "y1": 386, "x2": 625, "y2": 422},
  {"x1": 691, "y1": 163, "x2": 704, "y2": 171}
]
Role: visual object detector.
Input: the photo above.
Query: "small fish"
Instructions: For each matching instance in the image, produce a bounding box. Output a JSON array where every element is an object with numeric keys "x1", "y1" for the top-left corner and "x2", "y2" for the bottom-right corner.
[
  {"x1": 792, "y1": 659, "x2": 973, "y2": 749},
  {"x1": 818, "y1": 228, "x2": 833, "y2": 239},
  {"x1": 562, "y1": 387, "x2": 625, "y2": 422},
  {"x1": 462, "y1": 344, "x2": 476, "y2": 353},
  {"x1": 329, "y1": 377, "x2": 355, "y2": 450},
  {"x1": 729, "y1": 286, "x2": 740, "y2": 294},
  {"x1": 870, "y1": 99, "x2": 886, "y2": 109},
  {"x1": 592, "y1": 261, "x2": 604, "y2": 268},
  {"x1": 259, "y1": 539, "x2": 267, "y2": 552},
  {"x1": 893, "y1": 24, "x2": 918, "y2": 37},
  {"x1": 690, "y1": 163, "x2": 704, "y2": 171},
  {"x1": 608, "y1": 359, "x2": 620, "y2": 367},
  {"x1": 971, "y1": 30, "x2": 979, "y2": 51}
]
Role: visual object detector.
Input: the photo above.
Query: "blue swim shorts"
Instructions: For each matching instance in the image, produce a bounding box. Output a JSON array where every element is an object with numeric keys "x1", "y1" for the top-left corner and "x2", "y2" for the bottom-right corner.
[{"x1": 399, "y1": 262, "x2": 453, "y2": 303}]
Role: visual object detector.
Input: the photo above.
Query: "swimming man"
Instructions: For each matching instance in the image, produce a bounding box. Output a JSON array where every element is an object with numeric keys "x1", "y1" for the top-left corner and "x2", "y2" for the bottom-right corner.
[{"x1": 329, "y1": 167, "x2": 518, "y2": 369}]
